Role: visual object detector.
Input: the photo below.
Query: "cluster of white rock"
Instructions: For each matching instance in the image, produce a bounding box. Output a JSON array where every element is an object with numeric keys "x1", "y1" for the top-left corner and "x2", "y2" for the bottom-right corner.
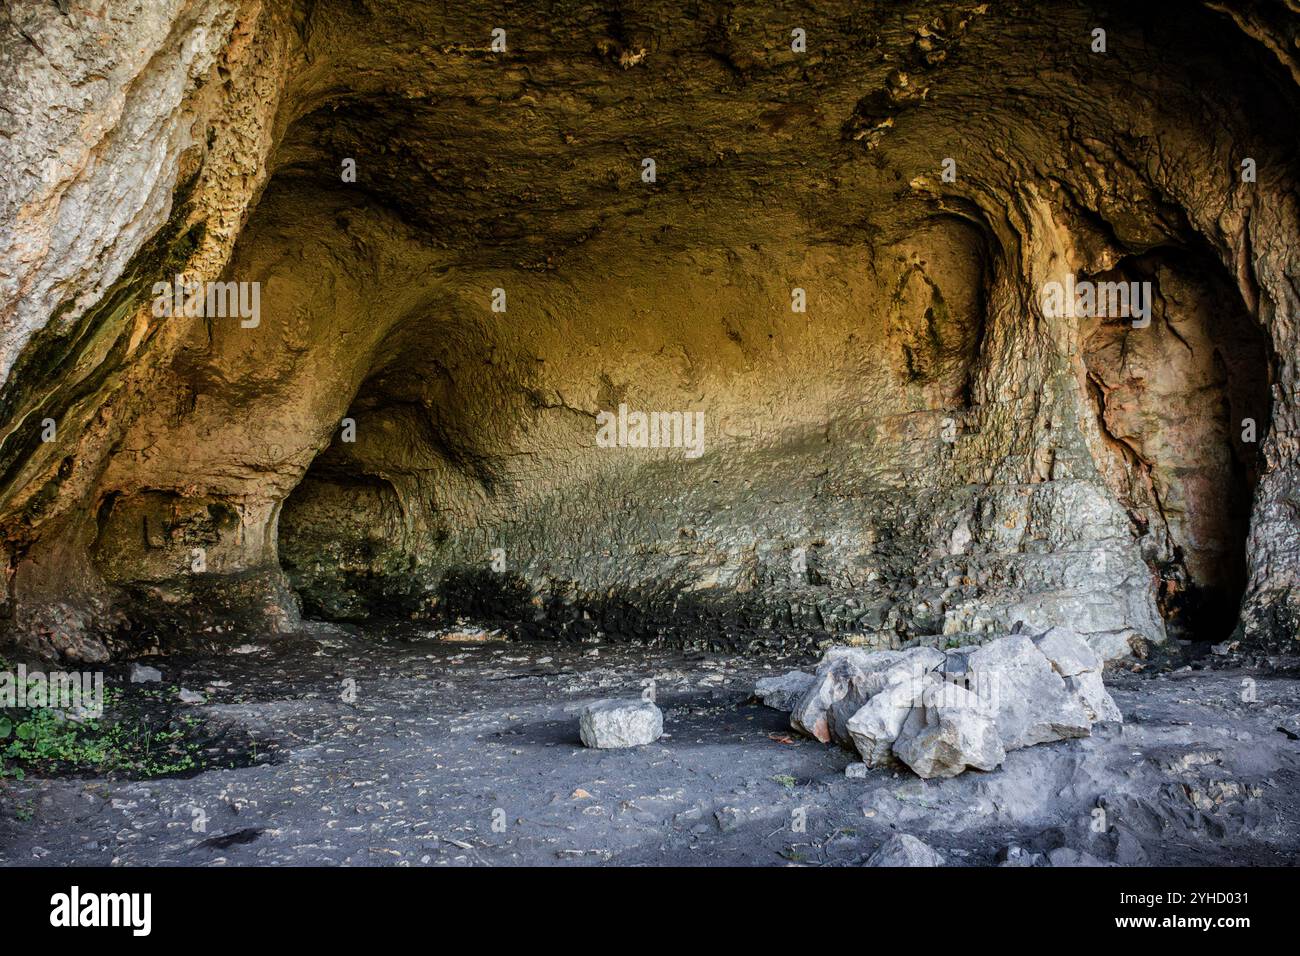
[{"x1": 755, "y1": 629, "x2": 1122, "y2": 779}]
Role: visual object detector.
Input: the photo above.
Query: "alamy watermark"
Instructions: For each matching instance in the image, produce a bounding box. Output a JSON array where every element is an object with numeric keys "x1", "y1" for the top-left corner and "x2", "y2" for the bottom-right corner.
[
  {"x1": 1, "y1": 664, "x2": 104, "y2": 719},
  {"x1": 151, "y1": 275, "x2": 261, "y2": 328},
  {"x1": 1040, "y1": 275, "x2": 1151, "y2": 327},
  {"x1": 595, "y1": 403, "x2": 705, "y2": 459},
  {"x1": 50, "y1": 886, "x2": 151, "y2": 936}
]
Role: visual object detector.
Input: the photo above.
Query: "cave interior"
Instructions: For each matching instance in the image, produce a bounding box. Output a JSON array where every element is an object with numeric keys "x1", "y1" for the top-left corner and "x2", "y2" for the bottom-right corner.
[{"x1": 1, "y1": 0, "x2": 1297, "y2": 667}]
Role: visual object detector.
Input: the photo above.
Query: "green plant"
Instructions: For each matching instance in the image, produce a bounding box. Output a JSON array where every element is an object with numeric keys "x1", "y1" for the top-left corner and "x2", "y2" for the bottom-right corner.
[
  {"x1": 1, "y1": 697, "x2": 205, "y2": 781},
  {"x1": 2, "y1": 708, "x2": 113, "y2": 779}
]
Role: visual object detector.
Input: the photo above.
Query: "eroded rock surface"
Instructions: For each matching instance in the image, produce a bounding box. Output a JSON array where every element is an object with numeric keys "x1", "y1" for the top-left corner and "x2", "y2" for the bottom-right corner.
[
  {"x1": 891, "y1": 683, "x2": 1006, "y2": 779},
  {"x1": 0, "y1": 1, "x2": 1297, "y2": 661}
]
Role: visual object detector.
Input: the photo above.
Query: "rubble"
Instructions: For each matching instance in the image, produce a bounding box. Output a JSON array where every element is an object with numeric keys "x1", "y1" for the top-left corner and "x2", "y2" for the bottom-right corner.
[{"x1": 769, "y1": 632, "x2": 1123, "y2": 779}]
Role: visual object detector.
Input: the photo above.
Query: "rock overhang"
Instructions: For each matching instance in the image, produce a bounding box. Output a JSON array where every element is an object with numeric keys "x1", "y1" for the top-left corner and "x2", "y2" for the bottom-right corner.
[{"x1": 0, "y1": 0, "x2": 1296, "y2": 661}]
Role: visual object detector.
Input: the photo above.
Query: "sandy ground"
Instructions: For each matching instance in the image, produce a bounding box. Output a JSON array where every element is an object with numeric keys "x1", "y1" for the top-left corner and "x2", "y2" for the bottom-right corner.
[{"x1": 2, "y1": 626, "x2": 1299, "y2": 866}]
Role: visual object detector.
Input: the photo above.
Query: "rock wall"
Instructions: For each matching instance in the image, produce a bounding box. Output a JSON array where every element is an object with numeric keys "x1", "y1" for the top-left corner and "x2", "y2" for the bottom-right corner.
[{"x1": 1, "y1": 0, "x2": 1297, "y2": 660}]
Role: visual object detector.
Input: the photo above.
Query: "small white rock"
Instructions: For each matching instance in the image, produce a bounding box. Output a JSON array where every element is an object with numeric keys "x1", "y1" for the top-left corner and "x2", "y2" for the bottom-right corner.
[
  {"x1": 579, "y1": 699, "x2": 663, "y2": 749},
  {"x1": 129, "y1": 663, "x2": 162, "y2": 683},
  {"x1": 864, "y1": 833, "x2": 945, "y2": 867}
]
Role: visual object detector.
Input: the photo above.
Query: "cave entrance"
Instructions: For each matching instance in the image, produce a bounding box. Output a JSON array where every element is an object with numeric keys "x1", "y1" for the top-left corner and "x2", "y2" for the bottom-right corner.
[
  {"x1": 276, "y1": 323, "x2": 516, "y2": 629},
  {"x1": 278, "y1": 461, "x2": 413, "y2": 622},
  {"x1": 1080, "y1": 246, "x2": 1273, "y2": 643}
]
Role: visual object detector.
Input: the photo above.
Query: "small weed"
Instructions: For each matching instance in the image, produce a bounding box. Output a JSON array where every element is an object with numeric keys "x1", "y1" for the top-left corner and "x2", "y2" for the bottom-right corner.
[{"x1": 2, "y1": 687, "x2": 207, "y2": 781}]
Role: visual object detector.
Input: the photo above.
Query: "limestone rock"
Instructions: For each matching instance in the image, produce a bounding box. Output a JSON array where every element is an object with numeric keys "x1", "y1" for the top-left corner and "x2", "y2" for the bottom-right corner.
[
  {"x1": 863, "y1": 833, "x2": 946, "y2": 867},
  {"x1": 1066, "y1": 671, "x2": 1123, "y2": 724},
  {"x1": 753, "y1": 671, "x2": 815, "y2": 712},
  {"x1": 792, "y1": 646, "x2": 943, "y2": 746},
  {"x1": 829, "y1": 647, "x2": 947, "y2": 746},
  {"x1": 1033, "y1": 626, "x2": 1102, "y2": 677},
  {"x1": 1085, "y1": 631, "x2": 1140, "y2": 663},
  {"x1": 1034, "y1": 627, "x2": 1122, "y2": 724},
  {"x1": 891, "y1": 682, "x2": 1006, "y2": 779},
  {"x1": 845, "y1": 670, "x2": 938, "y2": 767},
  {"x1": 789, "y1": 657, "x2": 856, "y2": 744},
  {"x1": 789, "y1": 649, "x2": 897, "y2": 743},
  {"x1": 579, "y1": 699, "x2": 663, "y2": 749},
  {"x1": 129, "y1": 663, "x2": 162, "y2": 683},
  {"x1": 807, "y1": 635, "x2": 1117, "y2": 776},
  {"x1": 967, "y1": 636, "x2": 1092, "y2": 750}
]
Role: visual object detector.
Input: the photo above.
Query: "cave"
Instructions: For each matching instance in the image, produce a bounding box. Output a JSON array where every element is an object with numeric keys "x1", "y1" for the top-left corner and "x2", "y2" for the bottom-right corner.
[{"x1": 2, "y1": 0, "x2": 1300, "y2": 875}]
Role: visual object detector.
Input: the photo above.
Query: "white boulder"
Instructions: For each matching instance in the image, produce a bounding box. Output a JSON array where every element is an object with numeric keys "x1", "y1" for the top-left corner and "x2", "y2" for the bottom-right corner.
[
  {"x1": 1033, "y1": 626, "x2": 1122, "y2": 724},
  {"x1": 891, "y1": 682, "x2": 1006, "y2": 779},
  {"x1": 791, "y1": 646, "x2": 942, "y2": 745},
  {"x1": 579, "y1": 699, "x2": 663, "y2": 749},
  {"x1": 791, "y1": 632, "x2": 1123, "y2": 780},
  {"x1": 966, "y1": 635, "x2": 1092, "y2": 750},
  {"x1": 846, "y1": 670, "x2": 938, "y2": 767}
]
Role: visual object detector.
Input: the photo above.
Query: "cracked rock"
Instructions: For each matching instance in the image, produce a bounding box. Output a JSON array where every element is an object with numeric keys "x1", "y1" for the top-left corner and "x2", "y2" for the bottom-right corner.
[
  {"x1": 966, "y1": 636, "x2": 1093, "y2": 750},
  {"x1": 1033, "y1": 626, "x2": 1123, "y2": 724},
  {"x1": 792, "y1": 646, "x2": 942, "y2": 746},
  {"x1": 578, "y1": 699, "x2": 664, "y2": 749},
  {"x1": 891, "y1": 682, "x2": 1006, "y2": 779},
  {"x1": 1033, "y1": 626, "x2": 1103, "y2": 677},
  {"x1": 845, "y1": 670, "x2": 938, "y2": 768}
]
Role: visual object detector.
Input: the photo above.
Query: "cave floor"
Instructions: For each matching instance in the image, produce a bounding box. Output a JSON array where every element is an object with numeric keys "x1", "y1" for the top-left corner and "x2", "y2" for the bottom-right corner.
[{"x1": 2, "y1": 626, "x2": 1299, "y2": 867}]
